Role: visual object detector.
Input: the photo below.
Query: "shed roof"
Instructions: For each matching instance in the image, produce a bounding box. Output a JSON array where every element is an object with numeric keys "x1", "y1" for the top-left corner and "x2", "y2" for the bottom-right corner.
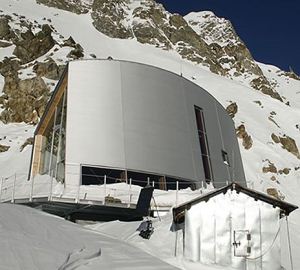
[{"x1": 173, "y1": 182, "x2": 298, "y2": 224}]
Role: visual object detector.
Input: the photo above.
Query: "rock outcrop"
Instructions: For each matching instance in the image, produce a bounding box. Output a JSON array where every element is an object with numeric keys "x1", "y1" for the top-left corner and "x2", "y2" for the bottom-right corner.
[
  {"x1": 0, "y1": 144, "x2": 10, "y2": 152},
  {"x1": 271, "y1": 133, "x2": 300, "y2": 159},
  {"x1": 13, "y1": 24, "x2": 55, "y2": 64},
  {"x1": 0, "y1": 16, "x2": 15, "y2": 40},
  {"x1": 226, "y1": 102, "x2": 238, "y2": 118},
  {"x1": 0, "y1": 74, "x2": 49, "y2": 124},
  {"x1": 33, "y1": 58, "x2": 65, "y2": 80},
  {"x1": 262, "y1": 160, "x2": 277, "y2": 174},
  {"x1": 36, "y1": 0, "x2": 91, "y2": 14},
  {"x1": 32, "y1": 0, "x2": 283, "y2": 101},
  {"x1": 266, "y1": 188, "x2": 283, "y2": 200},
  {"x1": 236, "y1": 124, "x2": 253, "y2": 150}
]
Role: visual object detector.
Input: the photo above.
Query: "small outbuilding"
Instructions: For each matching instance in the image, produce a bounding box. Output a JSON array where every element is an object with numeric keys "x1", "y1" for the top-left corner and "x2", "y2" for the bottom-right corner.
[{"x1": 172, "y1": 182, "x2": 298, "y2": 270}]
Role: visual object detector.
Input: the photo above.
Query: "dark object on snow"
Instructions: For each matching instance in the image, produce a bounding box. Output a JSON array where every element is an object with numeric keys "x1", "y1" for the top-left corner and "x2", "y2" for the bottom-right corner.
[
  {"x1": 136, "y1": 186, "x2": 154, "y2": 216},
  {"x1": 137, "y1": 220, "x2": 154, "y2": 239}
]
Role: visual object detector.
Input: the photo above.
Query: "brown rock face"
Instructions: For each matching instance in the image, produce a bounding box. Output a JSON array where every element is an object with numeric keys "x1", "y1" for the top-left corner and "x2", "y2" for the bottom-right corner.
[
  {"x1": 36, "y1": 0, "x2": 90, "y2": 14},
  {"x1": 33, "y1": 58, "x2": 65, "y2": 80},
  {"x1": 262, "y1": 161, "x2": 277, "y2": 174},
  {"x1": 271, "y1": 133, "x2": 300, "y2": 159},
  {"x1": 13, "y1": 25, "x2": 55, "y2": 64},
  {"x1": 278, "y1": 168, "x2": 291, "y2": 175},
  {"x1": 250, "y1": 77, "x2": 282, "y2": 102},
  {"x1": 226, "y1": 102, "x2": 238, "y2": 118},
  {"x1": 0, "y1": 74, "x2": 49, "y2": 124},
  {"x1": 236, "y1": 124, "x2": 253, "y2": 150},
  {"x1": 0, "y1": 58, "x2": 21, "y2": 77},
  {"x1": 271, "y1": 133, "x2": 280, "y2": 144},
  {"x1": 92, "y1": 0, "x2": 133, "y2": 39},
  {"x1": 0, "y1": 144, "x2": 10, "y2": 152},
  {"x1": 0, "y1": 16, "x2": 15, "y2": 40},
  {"x1": 266, "y1": 188, "x2": 281, "y2": 200},
  {"x1": 279, "y1": 136, "x2": 300, "y2": 159}
]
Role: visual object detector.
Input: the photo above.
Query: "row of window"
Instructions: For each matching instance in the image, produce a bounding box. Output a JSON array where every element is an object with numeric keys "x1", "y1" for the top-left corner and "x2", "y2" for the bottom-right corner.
[{"x1": 81, "y1": 166, "x2": 196, "y2": 190}]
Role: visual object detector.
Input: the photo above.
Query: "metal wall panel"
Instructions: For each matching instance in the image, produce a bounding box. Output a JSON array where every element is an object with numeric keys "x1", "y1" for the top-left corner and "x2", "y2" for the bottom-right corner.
[
  {"x1": 120, "y1": 62, "x2": 196, "y2": 180},
  {"x1": 64, "y1": 60, "x2": 245, "y2": 187},
  {"x1": 66, "y1": 61, "x2": 125, "y2": 185}
]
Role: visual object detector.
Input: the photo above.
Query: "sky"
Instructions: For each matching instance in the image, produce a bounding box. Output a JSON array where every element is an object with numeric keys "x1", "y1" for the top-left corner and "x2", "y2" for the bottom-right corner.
[{"x1": 156, "y1": 1, "x2": 300, "y2": 75}]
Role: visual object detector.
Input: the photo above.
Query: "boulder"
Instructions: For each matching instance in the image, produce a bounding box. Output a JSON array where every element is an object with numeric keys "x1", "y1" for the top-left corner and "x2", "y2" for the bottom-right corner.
[
  {"x1": 262, "y1": 161, "x2": 277, "y2": 174},
  {"x1": 250, "y1": 76, "x2": 282, "y2": 102},
  {"x1": 236, "y1": 124, "x2": 253, "y2": 150},
  {"x1": 0, "y1": 144, "x2": 10, "y2": 152},
  {"x1": 266, "y1": 188, "x2": 281, "y2": 200},
  {"x1": 271, "y1": 133, "x2": 300, "y2": 159},
  {"x1": 226, "y1": 102, "x2": 238, "y2": 118}
]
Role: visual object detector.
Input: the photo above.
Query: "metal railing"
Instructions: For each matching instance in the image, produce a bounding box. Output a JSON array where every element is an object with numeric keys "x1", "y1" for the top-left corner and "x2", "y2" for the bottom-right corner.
[{"x1": 0, "y1": 172, "x2": 211, "y2": 209}]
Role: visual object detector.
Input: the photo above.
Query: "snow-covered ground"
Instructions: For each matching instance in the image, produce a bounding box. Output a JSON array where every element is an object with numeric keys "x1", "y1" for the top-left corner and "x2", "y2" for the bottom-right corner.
[
  {"x1": 0, "y1": 0, "x2": 300, "y2": 269},
  {"x1": 0, "y1": 203, "x2": 180, "y2": 270}
]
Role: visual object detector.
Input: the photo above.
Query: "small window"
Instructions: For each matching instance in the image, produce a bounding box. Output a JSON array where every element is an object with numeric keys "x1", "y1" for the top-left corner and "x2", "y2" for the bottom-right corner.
[{"x1": 222, "y1": 150, "x2": 230, "y2": 166}]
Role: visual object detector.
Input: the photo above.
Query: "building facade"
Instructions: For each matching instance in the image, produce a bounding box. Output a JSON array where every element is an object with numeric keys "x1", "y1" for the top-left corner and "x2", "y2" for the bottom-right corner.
[
  {"x1": 30, "y1": 59, "x2": 246, "y2": 190},
  {"x1": 172, "y1": 183, "x2": 298, "y2": 270}
]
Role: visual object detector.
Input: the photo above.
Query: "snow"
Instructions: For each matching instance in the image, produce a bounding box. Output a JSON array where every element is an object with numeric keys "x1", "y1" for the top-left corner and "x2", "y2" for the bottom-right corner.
[
  {"x1": 0, "y1": 203, "x2": 178, "y2": 270},
  {"x1": 0, "y1": 0, "x2": 300, "y2": 269},
  {"x1": 0, "y1": 44, "x2": 15, "y2": 61}
]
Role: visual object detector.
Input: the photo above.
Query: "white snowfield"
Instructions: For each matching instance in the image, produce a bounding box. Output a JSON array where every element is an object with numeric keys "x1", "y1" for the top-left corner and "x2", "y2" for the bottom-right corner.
[
  {"x1": 0, "y1": 0, "x2": 300, "y2": 269},
  {"x1": 0, "y1": 203, "x2": 179, "y2": 270}
]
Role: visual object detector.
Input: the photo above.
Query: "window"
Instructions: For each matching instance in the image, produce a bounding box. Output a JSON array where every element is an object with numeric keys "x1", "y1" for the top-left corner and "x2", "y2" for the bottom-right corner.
[
  {"x1": 222, "y1": 150, "x2": 230, "y2": 166},
  {"x1": 81, "y1": 166, "x2": 125, "y2": 185},
  {"x1": 194, "y1": 106, "x2": 213, "y2": 183},
  {"x1": 39, "y1": 91, "x2": 67, "y2": 183}
]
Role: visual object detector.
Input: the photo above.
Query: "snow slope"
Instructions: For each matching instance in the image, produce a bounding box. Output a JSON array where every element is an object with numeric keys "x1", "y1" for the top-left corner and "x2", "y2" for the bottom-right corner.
[{"x1": 0, "y1": 203, "x2": 178, "y2": 270}]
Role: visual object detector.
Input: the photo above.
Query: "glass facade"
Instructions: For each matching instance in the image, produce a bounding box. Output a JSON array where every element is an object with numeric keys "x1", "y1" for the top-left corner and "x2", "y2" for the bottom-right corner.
[
  {"x1": 194, "y1": 106, "x2": 213, "y2": 183},
  {"x1": 39, "y1": 91, "x2": 67, "y2": 183}
]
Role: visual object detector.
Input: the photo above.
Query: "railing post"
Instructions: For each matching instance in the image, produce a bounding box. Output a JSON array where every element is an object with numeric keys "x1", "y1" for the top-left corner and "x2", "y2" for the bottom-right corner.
[
  {"x1": 147, "y1": 177, "x2": 150, "y2": 186},
  {"x1": 0, "y1": 177, "x2": 3, "y2": 202},
  {"x1": 11, "y1": 173, "x2": 16, "y2": 203},
  {"x1": 175, "y1": 181, "x2": 179, "y2": 206},
  {"x1": 129, "y1": 178, "x2": 132, "y2": 205},
  {"x1": 152, "y1": 181, "x2": 155, "y2": 187},
  {"x1": 48, "y1": 173, "x2": 54, "y2": 201},
  {"x1": 103, "y1": 175, "x2": 107, "y2": 204},
  {"x1": 30, "y1": 176, "x2": 34, "y2": 202},
  {"x1": 75, "y1": 183, "x2": 80, "y2": 203}
]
